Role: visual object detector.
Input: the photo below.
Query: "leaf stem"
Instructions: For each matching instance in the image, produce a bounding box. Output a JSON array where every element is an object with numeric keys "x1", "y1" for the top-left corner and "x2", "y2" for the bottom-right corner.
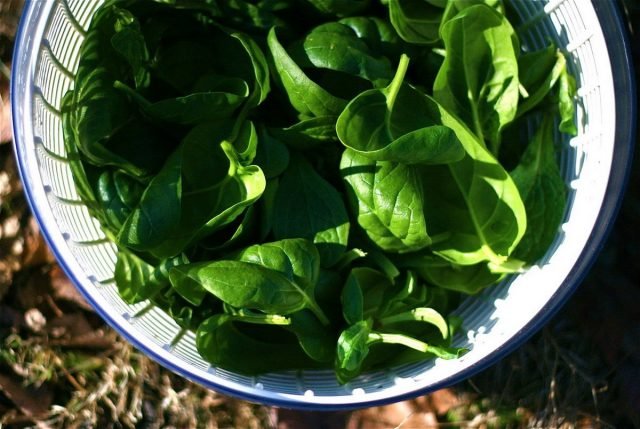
[
  {"x1": 306, "y1": 300, "x2": 331, "y2": 327},
  {"x1": 232, "y1": 314, "x2": 292, "y2": 326},
  {"x1": 378, "y1": 308, "x2": 449, "y2": 339},
  {"x1": 368, "y1": 332, "x2": 429, "y2": 352},
  {"x1": 385, "y1": 54, "x2": 410, "y2": 110}
]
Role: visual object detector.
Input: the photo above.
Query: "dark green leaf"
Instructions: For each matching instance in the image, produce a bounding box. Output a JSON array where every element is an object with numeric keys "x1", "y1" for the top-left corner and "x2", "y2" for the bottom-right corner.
[
  {"x1": 273, "y1": 155, "x2": 350, "y2": 267},
  {"x1": 388, "y1": 0, "x2": 444, "y2": 45},
  {"x1": 335, "y1": 320, "x2": 372, "y2": 383},
  {"x1": 196, "y1": 314, "x2": 320, "y2": 373},
  {"x1": 267, "y1": 28, "x2": 348, "y2": 117},
  {"x1": 169, "y1": 260, "x2": 327, "y2": 320},
  {"x1": 510, "y1": 114, "x2": 566, "y2": 263}
]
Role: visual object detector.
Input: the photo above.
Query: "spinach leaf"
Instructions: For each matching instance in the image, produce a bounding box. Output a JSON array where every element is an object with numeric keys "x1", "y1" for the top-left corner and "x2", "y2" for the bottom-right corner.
[
  {"x1": 115, "y1": 248, "x2": 158, "y2": 304},
  {"x1": 341, "y1": 149, "x2": 431, "y2": 253},
  {"x1": 117, "y1": 147, "x2": 183, "y2": 253},
  {"x1": 271, "y1": 116, "x2": 339, "y2": 149},
  {"x1": 557, "y1": 68, "x2": 577, "y2": 135},
  {"x1": 234, "y1": 238, "x2": 321, "y2": 291},
  {"x1": 118, "y1": 123, "x2": 266, "y2": 258},
  {"x1": 273, "y1": 155, "x2": 350, "y2": 267},
  {"x1": 341, "y1": 270, "x2": 365, "y2": 325},
  {"x1": 420, "y1": 103, "x2": 527, "y2": 269},
  {"x1": 294, "y1": 22, "x2": 393, "y2": 87},
  {"x1": 168, "y1": 260, "x2": 327, "y2": 321},
  {"x1": 516, "y1": 44, "x2": 566, "y2": 120},
  {"x1": 115, "y1": 249, "x2": 187, "y2": 304},
  {"x1": 510, "y1": 114, "x2": 567, "y2": 263},
  {"x1": 306, "y1": 0, "x2": 370, "y2": 17},
  {"x1": 109, "y1": 8, "x2": 150, "y2": 89},
  {"x1": 434, "y1": 3, "x2": 520, "y2": 154},
  {"x1": 287, "y1": 310, "x2": 336, "y2": 362},
  {"x1": 399, "y1": 252, "x2": 502, "y2": 294},
  {"x1": 335, "y1": 320, "x2": 372, "y2": 383},
  {"x1": 378, "y1": 307, "x2": 449, "y2": 339},
  {"x1": 267, "y1": 28, "x2": 348, "y2": 117},
  {"x1": 196, "y1": 314, "x2": 321, "y2": 374},
  {"x1": 337, "y1": 55, "x2": 464, "y2": 165},
  {"x1": 388, "y1": 0, "x2": 444, "y2": 45},
  {"x1": 253, "y1": 128, "x2": 290, "y2": 178},
  {"x1": 339, "y1": 16, "x2": 404, "y2": 60},
  {"x1": 113, "y1": 79, "x2": 249, "y2": 125}
]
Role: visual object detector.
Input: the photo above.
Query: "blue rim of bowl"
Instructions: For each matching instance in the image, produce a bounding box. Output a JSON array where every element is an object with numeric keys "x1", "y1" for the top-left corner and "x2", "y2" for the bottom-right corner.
[{"x1": 11, "y1": 0, "x2": 636, "y2": 411}]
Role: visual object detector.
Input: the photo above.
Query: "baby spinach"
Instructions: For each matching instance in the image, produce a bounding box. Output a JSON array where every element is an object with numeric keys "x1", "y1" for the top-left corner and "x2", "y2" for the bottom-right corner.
[
  {"x1": 336, "y1": 55, "x2": 464, "y2": 165},
  {"x1": 267, "y1": 28, "x2": 348, "y2": 117},
  {"x1": 63, "y1": 0, "x2": 577, "y2": 382},
  {"x1": 168, "y1": 259, "x2": 328, "y2": 323},
  {"x1": 341, "y1": 149, "x2": 431, "y2": 253},
  {"x1": 510, "y1": 114, "x2": 567, "y2": 263},
  {"x1": 294, "y1": 22, "x2": 394, "y2": 87},
  {"x1": 272, "y1": 155, "x2": 350, "y2": 267},
  {"x1": 434, "y1": 3, "x2": 519, "y2": 155},
  {"x1": 388, "y1": 0, "x2": 444, "y2": 45}
]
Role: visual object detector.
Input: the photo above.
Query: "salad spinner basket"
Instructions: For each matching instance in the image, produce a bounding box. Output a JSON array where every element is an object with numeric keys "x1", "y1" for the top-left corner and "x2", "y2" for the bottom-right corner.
[{"x1": 11, "y1": 0, "x2": 635, "y2": 409}]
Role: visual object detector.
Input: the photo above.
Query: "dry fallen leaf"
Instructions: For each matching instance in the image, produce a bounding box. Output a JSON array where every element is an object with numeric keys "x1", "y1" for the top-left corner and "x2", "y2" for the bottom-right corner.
[
  {"x1": 22, "y1": 216, "x2": 55, "y2": 268},
  {"x1": 49, "y1": 264, "x2": 93, "y2": 312},
  {"x1": 346, "y1": 401, "x2": 439, "y2": 429},
  {"x1": 0, "y1": 372, "x2": 53, "y2": 419}
]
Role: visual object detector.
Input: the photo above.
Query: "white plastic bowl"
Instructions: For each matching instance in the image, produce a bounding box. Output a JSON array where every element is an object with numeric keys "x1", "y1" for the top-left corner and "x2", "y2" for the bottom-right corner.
[{"x1": 11, "y1": 0, "x2": 635, "y2": 410}]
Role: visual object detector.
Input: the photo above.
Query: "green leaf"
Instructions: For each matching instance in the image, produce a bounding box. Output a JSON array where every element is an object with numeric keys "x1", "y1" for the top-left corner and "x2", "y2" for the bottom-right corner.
[
  {"x1": 341, "y1": 271, "x2": 364, "y2": 325},
  {"x1": 344, "y1": 267, "x2": 392, "y2": 320},
  {"x1": 420, "y1": 105, "x2": 527, "y2": 268},
  {"x1": 196, "y1": 314, "x2": 320, "y2": 374},
  {"x1": 557, "y1": 68, "x2": 577, "y2": 135},
  {"x1": 296, "y1": 22, "x2": 393, "y2": 87},
  {"x1": 253, "y1": 128, "x2": 290, "y2": 178},
  {"x1": 267, "y1": 27, "x2": 348, "y2": 117},
  {"x1": 306, "y1": 0, "x2": 370, "y2": 16},
  {"x1": 510, "y1": 114, "x2": 567, "y2": 263},
  {"x1": 335, "y1": 320, "x2": 372, "y2": 383},
  {"x1": 273, "y1": 155, "x2": 350, "y2": 267},
  {"x1": 388, "y1": 0, "x2": 444, "y2": 45},
  {"x1": 339, "y1": 16, "x2": 404, "y2": 59},
  {"x1": 168, "y1": 260, "x2": 323, "y2": 316},
  {"x1": 114, "y1": 249, "x2": 159, "y2": 304},
  {"x1": 272, "y1": 116, "x2": 339, "y2": 149},
  {"x1": 117, "y1": 148, "x2": 183, "y2": 251},
  {"x1": 114, "y1": 79, "x2": 249, "y2": 125},
  {"x1": 109, "y1": 10, "x2": 150, "y2": 89},
  {"x1": 286, "y1": 310, "x2": 336, "y2": 362},
  {"x1": 115, "y1": 250, "x2": 187, "y2": 304},
  {"x1": 434, "y1": 4, "x2": 520, "y2": 154},
  {"x1": 516, "y1": 44, "x2": 566, "y2": 119},
  {"x1": 400, "y1": 252, "x2": 503, "y2": 294},
  {"x1": 231, "y1": 31, "x2": 271, "y2": 108},
  {"x1": 341, "y1": 149, "x2": 431, "y2": 253},
  {"x1": 234, "y1": 238, "x2": 321, "y2": 292},
  {"x1": 337, "y1": 55, "x2": 465, "y2": 165},
  {"x1": 118, "y1": 123, "x2": 266, "y2": 258}
]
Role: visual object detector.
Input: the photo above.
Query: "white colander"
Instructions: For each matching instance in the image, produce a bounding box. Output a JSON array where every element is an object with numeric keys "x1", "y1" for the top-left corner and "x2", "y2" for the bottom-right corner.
[{"x1": 11, "y1": 0, "x2": 635, "y2": 410}]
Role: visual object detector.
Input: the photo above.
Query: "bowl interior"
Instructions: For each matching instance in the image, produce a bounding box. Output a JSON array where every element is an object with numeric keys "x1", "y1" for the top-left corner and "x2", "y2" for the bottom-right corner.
[{"x1": 11, "y1": 0, "x2": 625, "y2": 409}]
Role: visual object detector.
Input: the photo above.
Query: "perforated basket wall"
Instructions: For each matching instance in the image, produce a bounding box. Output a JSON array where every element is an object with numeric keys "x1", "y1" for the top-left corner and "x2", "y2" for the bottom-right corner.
[{"x1": 11, "y1": 0, "x2": 635, "y2": 409}]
